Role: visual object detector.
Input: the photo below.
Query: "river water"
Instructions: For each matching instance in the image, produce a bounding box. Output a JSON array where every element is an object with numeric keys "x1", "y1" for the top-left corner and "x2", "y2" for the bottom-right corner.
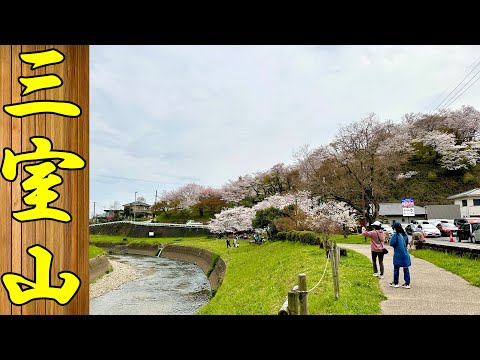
[{"x1": 90, "y1": 254, "x2": 211, "y2": 315}]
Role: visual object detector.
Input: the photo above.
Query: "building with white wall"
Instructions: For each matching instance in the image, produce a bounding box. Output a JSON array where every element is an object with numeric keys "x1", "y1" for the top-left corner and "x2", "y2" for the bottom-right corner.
[{"x1": 447, "y1": 188, "x2": 480, "y2": 218}]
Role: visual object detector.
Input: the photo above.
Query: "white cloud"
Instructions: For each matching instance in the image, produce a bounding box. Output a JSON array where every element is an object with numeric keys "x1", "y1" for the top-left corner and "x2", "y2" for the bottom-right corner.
[{"x1": 89, "y1": 45, "x2": 480, "y2": 216}]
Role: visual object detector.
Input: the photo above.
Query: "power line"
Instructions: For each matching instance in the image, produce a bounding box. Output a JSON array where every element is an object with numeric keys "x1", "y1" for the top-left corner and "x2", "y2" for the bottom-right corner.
[
  {"x1": 425, "y1": 56, "x2": 480, "y2": 113},
  {"x1": 429, "y1": 56, "x2": 480, "y2": 115},
  {"x1": 440, "y1": 69, "x2": 480, "y2": 110}
]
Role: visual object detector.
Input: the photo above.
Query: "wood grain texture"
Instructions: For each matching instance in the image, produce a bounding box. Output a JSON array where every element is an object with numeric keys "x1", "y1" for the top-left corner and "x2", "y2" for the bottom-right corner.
[
  {"x1": 0, "y1": 45, "x2": 89, "y2": 315},
  {"x1": 0, "y1": 46, "x2": 12, "y2": 315},
  {"x1": 11, "y1": 45, "x2": 22, "y2": 316}
]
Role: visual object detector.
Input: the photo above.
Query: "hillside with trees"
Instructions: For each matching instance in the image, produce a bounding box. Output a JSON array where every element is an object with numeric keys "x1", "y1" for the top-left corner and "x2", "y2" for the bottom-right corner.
[{"x1": 152, "y1": 105, "x2": 480, "y2": 232}]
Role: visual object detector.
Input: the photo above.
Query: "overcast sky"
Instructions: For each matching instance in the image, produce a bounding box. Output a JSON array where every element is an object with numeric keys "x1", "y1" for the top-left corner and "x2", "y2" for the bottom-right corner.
[{"x1": 90, "y1": 45, "x2": 480, "y2": 216}]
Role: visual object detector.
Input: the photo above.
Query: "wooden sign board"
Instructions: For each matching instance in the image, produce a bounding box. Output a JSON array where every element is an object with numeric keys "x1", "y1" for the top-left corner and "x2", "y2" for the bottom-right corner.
[{"x1": 0, "y1": 45, "x2": 89, "y2": 315}]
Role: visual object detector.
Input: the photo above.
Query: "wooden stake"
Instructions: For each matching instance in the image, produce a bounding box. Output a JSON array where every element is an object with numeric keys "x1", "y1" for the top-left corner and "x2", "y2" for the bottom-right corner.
[
  {"x1": 287, "y1": 290, "x2": 299, "y2": 315},
  {"x1": 298, "y1": 273, "x2": 308, "y2": 315},
  {"x1": 331, "y1": 241, "x2": 339, "y2": 300}
]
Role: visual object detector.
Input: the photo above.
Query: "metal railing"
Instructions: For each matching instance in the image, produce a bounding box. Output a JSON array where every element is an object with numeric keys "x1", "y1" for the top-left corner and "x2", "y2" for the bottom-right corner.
[{"x1": 89, "y1": 220, "x2": 209, "y2": 229}]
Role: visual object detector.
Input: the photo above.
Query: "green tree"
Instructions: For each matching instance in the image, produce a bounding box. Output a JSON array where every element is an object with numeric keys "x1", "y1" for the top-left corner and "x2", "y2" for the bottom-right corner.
[{"x1": 252, "y1": 207, "x2": 286, "y2": 239}]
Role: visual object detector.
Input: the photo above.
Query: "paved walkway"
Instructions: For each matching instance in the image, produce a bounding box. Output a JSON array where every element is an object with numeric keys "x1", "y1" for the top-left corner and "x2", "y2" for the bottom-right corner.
[{"x1": 340, "y1": 243, "x2": 480, "y2": 315}]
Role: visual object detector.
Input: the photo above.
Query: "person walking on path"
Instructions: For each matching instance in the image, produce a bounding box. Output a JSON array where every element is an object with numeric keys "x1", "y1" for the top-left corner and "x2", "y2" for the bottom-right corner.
[
  {"x1": 390, "y1": 221, "x2": 411, "y2": 289},
  {"x1": 362, "y1": 221, "x2": 386, "y2": 279}
]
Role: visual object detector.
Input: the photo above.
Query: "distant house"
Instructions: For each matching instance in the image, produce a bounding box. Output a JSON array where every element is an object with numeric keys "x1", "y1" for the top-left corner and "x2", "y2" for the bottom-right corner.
[
  {"x1": 104, "y1": 209, "x2": 124, "y2": 221},
  {"x1": 447, "y1": 188, "x2": 480, "y2": 218},
  {"x1": 424, "y1": 204, "x2": 461, "y2": 220},
  {"x1": 122, "y1": 201, "x2": 153, "y2": 219},
  {"x1": 378, "y1": 202, "x2": 426, "y2": 224}
]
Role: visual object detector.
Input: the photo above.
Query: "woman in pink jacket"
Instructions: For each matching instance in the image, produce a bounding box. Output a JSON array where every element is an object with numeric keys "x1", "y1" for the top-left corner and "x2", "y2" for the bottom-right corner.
[{"x1": 361, "y1": 221, "x2": 386, "y2": 279}]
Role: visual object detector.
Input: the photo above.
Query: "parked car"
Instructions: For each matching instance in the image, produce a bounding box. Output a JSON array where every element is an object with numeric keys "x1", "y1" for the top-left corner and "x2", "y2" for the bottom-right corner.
[
  {"x1": 380, "y1": 224, "x2": 394, "y2": 236},
  {"x1": 429, "y1": 219, "x2": 454, "y2": 224},
  {"x1": 454, "y1": 218, "x2": 480, "y2": 227},
  {"x1": 185, "y1": 220, "x2": 203, "y2": 226},
  {"x1": 436, "y1": 222, "x2": 458, "y2": 237},
  {"x1": 415, "y1": 223, "x2": 441, "y2": 237},
  {"x1": 456, "y1": 223, "x2": 480, "y2": 243},
  {"x1": 405, "y1": 224, "x2": 419, "y2": 235}
]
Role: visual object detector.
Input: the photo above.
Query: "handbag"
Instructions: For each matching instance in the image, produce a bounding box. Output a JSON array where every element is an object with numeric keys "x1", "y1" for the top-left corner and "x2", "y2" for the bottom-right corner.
[{"x1": 375, "y1": 230, "x2": 388, "y2": 254}]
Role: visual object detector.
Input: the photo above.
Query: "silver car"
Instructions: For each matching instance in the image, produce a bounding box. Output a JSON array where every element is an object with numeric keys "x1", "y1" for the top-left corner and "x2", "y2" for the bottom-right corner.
[{"x1": 416, "y1": 223, "x2": 441, "y2": 237}]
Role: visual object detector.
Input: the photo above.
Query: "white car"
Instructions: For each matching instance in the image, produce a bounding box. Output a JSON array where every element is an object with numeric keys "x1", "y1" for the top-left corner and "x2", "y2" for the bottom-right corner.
[
  {"x1": 415, "y1": 223, "x2": 441, "y2": 237},
  {"x1": 185, "y1": 220, "x2": 203, "y2": 226},
  {"x1": 380, "y1": 224, "x2": 394, "y2": 236}
]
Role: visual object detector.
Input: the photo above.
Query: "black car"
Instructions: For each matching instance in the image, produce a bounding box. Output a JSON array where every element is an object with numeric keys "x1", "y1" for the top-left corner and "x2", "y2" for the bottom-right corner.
[{"x1": 456, "y1": 223, "x2": 480, "y2": 243}]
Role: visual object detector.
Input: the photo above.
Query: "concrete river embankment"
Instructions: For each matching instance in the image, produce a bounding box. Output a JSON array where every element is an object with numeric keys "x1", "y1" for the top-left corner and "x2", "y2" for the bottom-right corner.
[{"x1": 89, "y1": 242, "x2": 226, "y2": 315}]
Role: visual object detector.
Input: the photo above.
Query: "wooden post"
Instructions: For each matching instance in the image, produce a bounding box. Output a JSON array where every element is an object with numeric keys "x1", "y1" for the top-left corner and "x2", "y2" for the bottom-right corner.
[
  {"x1": 298, "y1": 273, "x2": 308, "y2": 315},
  {"x1": 278, "y1": 297, "x2": 289, "y2": 315},
  {"x1": 287, "y1": 289, "x2": 299, "y2": 315},
  {"x1": 0, "y1": 46, "x2": 89, "y2": 314},
  {"x1": 335, "y1": 243, "x2": 340, "y2": 299},
  {"x1": 278, "y1": 284, "x2": 299, "y2": 315},
  {"x1": 331, "y1": 240, "x2": 339, "y2": 300}
]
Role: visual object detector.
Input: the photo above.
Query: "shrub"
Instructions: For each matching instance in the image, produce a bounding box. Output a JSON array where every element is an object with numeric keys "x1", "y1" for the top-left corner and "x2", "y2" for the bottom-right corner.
[
  {"x1": 463, "y1": 172, "x2": 475, "y2": 184},
  {"x1": 427, "y1": 171, "x2": 437, "y2": 181},
  {"x1": 274, "y1": 230, "x2": 321, "y2": 245}
]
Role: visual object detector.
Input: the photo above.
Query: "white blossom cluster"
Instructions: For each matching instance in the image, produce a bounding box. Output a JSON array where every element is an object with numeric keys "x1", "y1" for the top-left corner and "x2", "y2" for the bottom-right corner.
[
  {"x1": 397, "y1": 171, "x2": 418, "y2": 179},
  {"x1": 207, "y1": 191, "x2": 357, "y2": 234}
]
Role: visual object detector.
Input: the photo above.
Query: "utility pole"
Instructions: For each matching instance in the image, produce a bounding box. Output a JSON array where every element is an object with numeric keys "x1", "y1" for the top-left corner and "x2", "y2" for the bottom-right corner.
[
  {"x1": 155, "y1": 190, "x2": 158, "y2": 204},
  {"x1": 134, "y1": 191, "x2": 138, "y2": 222},
  {"x1": 93, "y1": 201, "x2": 96, "y2": 224}
]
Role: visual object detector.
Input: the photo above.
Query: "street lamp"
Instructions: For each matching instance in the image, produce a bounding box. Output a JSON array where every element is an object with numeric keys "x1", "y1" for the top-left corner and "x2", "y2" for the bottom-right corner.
[{"x1": 134, "y1": 191, "x2": 138, "y2": 222}]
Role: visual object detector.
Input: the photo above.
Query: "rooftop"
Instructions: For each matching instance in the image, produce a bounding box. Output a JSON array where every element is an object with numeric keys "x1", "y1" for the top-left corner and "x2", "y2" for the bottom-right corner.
[
  {"x1": 447, "y1": 188, "x2": 480, "y2": 200},
  {"x1": 378, "y1": 202, "x2": 425, "y2": 216},
  {"x1": 123, "y1": 201, "x2": 151, "y2": 207}
]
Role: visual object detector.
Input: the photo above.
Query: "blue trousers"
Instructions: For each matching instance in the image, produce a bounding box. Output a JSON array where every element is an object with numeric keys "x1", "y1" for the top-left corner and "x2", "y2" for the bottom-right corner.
[{"x1": 393, "y1": 264, "x2": 410, "y2": 285}]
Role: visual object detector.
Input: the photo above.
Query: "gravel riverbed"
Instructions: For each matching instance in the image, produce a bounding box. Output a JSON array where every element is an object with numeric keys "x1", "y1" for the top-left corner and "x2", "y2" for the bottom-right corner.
[{"x1": 90, "y1": 259, "x2": 142, "y2": 299}]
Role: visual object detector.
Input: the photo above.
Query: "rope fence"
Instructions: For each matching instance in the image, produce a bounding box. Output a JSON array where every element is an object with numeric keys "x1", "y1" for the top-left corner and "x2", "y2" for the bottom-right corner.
[
  {"x1": 307, "y1": 252, "x2": 330, "y2": 293},
  {"x1": 278, "y1": 240, "x2": 343, "y2": 315}
]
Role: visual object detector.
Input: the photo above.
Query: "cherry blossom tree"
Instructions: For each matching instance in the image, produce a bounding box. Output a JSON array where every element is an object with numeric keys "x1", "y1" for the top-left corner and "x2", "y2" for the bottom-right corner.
[
  {"x1": 174, "y1": 183, "x2": 205, "y2": 209},
  {"x1": 413, "y1": 130, "x2": 480, "y2": 170},
  {"x1": 305, "y1": 200, "x2": 357, "y2": 242},
  {"x1": 207, "y1": 206, "x2": 256, "y2": 234},
  {"x1": 442, "y1": 105, "x2": 480, "y2": 142},
  {"x1": 252, "y1": 190, "x2": 315, "y2": 215},
  {"x1": 208, "y1": 190, "x2": 357, "y2": 236},
  {"x1": 221, "y1": 164, "x2": 300, "y2": 205},
  {"x1": 221, "y1": 174, "x2": 259, "y2": 204}
]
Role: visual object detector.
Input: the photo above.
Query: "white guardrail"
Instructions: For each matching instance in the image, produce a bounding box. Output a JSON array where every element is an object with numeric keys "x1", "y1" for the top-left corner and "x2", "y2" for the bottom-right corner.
[{"x1": 89, "y1": 220, "x2": 209, "y2": 229}]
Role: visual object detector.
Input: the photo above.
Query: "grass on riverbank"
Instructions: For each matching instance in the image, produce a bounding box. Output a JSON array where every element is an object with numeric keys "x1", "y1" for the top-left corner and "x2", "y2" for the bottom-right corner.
[
  {"x1": 90, "y1": 234, "x2": 385, "y2": 314},
  {"x1": 89, "y1": 245, "x2": 105, "y2": 259},
  {"x1": 410, "y1": 249, "x2": 480, "y2": 287},
  {"x1": 90, "y1": 235, "x2": 168, "y2": 244}
]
